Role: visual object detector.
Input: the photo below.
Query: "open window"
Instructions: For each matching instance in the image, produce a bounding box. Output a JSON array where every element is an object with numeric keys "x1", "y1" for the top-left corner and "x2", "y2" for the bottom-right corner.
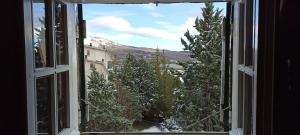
[
  {"x1": 77, "y1": 1, "x2": 234, "y2": 134},
  {"x1": 24, "y1": 0, "x2": 261, "y2": 134},
  {"x1": 231, "y1": 0, "x2": 259, "y2": 134},
  {"x1": 31, "y1": 0, "x2": 71, "y2": 134}
]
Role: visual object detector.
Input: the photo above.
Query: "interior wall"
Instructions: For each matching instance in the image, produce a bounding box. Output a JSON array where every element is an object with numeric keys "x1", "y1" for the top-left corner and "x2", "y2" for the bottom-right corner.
[
  {"x1": 1, "y1": 0, "x2": 28, "y2": 134},
  {"x1": 274, "y1": 0, "x2": 300, "y2": 134}
]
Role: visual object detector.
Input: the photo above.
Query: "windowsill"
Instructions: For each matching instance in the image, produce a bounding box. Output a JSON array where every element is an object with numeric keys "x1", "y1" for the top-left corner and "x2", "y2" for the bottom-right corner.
[
  {"x1": 80, "y1": 132, "x2": 229, "y2": 135},
  {"x1": 59, "y1": 128, "x2": 80, "y2": 135}
]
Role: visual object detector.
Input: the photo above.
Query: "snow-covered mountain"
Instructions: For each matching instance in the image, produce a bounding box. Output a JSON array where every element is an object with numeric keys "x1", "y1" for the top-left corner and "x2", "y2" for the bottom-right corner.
[
  {"x1": 84, "y1": 36, "x2": 195, "y2": 63},
  {"x1": 84, "y1": 36, "x2": 116, "y2": 47}
]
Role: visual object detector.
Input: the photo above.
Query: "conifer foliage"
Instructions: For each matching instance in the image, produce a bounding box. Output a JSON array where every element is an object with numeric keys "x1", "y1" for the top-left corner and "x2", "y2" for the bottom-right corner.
[
  {"x1": 87, "y1": 65, "x2": 132, "y2": 131},
  {"x1": 175, "y1": 3, "x2": 224, "y2": 131},
  {"x1": 85, "y1": 2, "x2": 225, "y2": 132}
]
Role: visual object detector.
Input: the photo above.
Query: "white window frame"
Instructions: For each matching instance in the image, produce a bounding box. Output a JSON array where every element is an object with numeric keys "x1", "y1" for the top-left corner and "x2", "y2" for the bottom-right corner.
[
  {"x1": 232, "y1": 0, "x2": 258, "y2": 134},
  {"x1": 25, "y1": 0, "x2": 79, "y2": 135}
]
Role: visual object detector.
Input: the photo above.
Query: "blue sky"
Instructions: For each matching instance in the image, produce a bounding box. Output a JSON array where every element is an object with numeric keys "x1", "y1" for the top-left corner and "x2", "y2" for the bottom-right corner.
[{"x1": 83, "y1": 3, "x2": 226, "y2": 51}]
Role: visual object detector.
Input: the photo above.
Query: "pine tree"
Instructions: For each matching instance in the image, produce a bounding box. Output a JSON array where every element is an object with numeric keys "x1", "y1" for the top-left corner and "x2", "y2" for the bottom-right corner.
[
  {"x1": 153, "y1": 49, "x2": 180, "y2": 121},
  {"x1": 111, "y1": 54, "x2": 159, "y2": 122},
  {"x1": 175, "y1": 3, "x2": 223, "y2": 131},
  {"x1": 87, "y1": 65, "x2": 132, "y2": 132},
  {"x1": 34, "y1": 17, "x2": 47, "y2": 67}
]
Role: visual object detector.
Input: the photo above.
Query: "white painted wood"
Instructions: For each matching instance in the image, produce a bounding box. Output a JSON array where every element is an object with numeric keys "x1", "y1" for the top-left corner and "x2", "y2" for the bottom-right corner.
[
  {"x1": 252, "y1": 0, "x2": 259, "y2": 134},
  {"x1": 24, "y1": 0, "x2": 37, "y2": 134},
  {"x1": 81, "y1": 132, "x2": 229, "y2": 135},
  {"x1": 229, "y1": 128, "x2": 243, "y2": 135},
  {"x1": 66, "y1": 3, "x2": 80, "y2": 132},
  {"x1": 59, "y1": 128, "x2": 80, "y2": 135},
  {"x1": 231, "y1": 1, "x2": 243, "y2": 129}
]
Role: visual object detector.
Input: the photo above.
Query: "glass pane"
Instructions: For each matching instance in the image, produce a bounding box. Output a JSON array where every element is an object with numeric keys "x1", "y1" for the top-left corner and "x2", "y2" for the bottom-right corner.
[
  {"x1": 244, "y1": 74, "x2": 253, "y2": 135},
  {"x1": 57, "y1": 72, "x2": 69, "y2": 132},
  {"x1": 36, "y1": 76, "x2": 52, "y2": 135},
  {"x1": 82, "y1": 2, "x2": 229, "y2": 132},
  {"x1": 55, "y1": 1, "x2": 68, "y2": 65},
  {"x1": 33, "y1": 0, "x2": 50, "y2": 68},
  {"x1": 238, "y1": 71, "x2": 244, "y2": 127},
  {"x1": 244, "y1": 0, "x2": 253, "y2": 66}
]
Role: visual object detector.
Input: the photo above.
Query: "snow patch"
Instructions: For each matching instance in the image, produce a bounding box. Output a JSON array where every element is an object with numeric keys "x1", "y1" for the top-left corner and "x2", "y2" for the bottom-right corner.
[
  {"x1": 141, "y1": 126, "x2": 161, "y2": 132},
  {"x1": 141, "y1": 126, "x2": 169, "y2": 132}
]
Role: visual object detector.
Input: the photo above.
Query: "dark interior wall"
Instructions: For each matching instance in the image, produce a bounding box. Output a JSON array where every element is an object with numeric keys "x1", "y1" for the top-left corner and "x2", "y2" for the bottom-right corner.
[
  {"x1": 1, "y1": 1, "x2": 300, "y2": 135},
  {"x1": 0, "y1": 0, "x2": 27, "y2": 134},
  {"x1": 274, "y1": 0, "x2": 300, "y2": 134},
  {"x1": 253, "y1": 0, "x2": 300, "y2": 134}
]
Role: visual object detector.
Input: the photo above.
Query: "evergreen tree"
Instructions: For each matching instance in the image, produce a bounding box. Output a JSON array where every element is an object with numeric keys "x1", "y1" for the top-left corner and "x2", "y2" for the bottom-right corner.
[
  {"x1": 111, "y1": 54, "x2": 159, "y2": 122},
  {"x1": 109, "y1": 55, "x2": 137, "y2": 121},
  {"x1": 175, "y1": 3, "x2": 223, "y2": 131},
  {"x1": 153, "y1": 49, "x2": 180, "y2": 121},
  {"x1": 34, "y1": 17, "x2": 47, "y2": 67},
  {"x1": 87, "y1": 65, "x2": 132, "y2": 131}
]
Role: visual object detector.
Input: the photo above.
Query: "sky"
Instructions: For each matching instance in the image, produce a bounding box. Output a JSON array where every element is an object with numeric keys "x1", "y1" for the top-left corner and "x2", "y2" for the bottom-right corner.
[{"x1": 83, "y1": 3, "x2": 226, "y2": 51}]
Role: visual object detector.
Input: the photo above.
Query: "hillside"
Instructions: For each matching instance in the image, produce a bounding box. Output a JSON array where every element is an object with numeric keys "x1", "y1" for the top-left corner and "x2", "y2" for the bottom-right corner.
[
  {"x1": 85, "y1": 36, "x2": 195, "y2": 63},
  {"x1": 106, "y1": 45, "x2": 195, "y2": 63}
]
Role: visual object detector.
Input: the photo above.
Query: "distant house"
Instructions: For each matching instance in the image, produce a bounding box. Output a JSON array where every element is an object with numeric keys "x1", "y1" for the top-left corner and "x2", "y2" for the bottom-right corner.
[
  {"x1": 84, "y1": 44, "x2": 112, "y2": 121},
  {"x1": 165, "y1": 63, "x2": 184, "y2": 83},
  {"x1": 84, "y1": 45, "x2": 112, "y2": 81},
  {"x1": 168, "y1": 63, "x2": 184, "y2": 71}
]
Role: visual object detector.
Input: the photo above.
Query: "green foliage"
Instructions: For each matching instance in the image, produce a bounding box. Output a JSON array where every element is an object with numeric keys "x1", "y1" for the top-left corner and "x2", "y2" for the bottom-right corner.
[
  {"x1": 34, "y1": 17, "x2": 47, "y2": 67},
  {"x1": 153, "y1": 49, "x2": 180, "y2": 120},
  {"x1": 110, "y1": 51, "x2": 181, "y2": 124},
  {"x1": 85, "y1": 3, "x2": 224, "y2": 131},
  {"x1": 111, "y1": 54, "x2": 159, "y2": 122},
  {"x1": 87, "y1": 65, "x2": 132, "y2": 132},
  {"x1": 175, "y1": 3, "x2": 224, "y2": 131}
]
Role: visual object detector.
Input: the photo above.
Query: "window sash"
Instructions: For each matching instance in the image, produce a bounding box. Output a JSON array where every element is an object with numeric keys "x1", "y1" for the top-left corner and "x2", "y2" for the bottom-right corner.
[{"x1": 32, "y1": 0, "x2": 70, "y2": 134}]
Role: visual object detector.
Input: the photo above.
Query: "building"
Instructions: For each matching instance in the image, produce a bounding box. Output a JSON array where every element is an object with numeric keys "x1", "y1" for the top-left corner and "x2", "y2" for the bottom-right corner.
[
  {"x1": 84, "y1": 45, "x2": 112, "y2": 81},
  {"x1": 3, "y1": 0, "x2": 300, "y2": 135},
  {"x1": 83, "y1": 44, "x2": 112, "y2": 121}
]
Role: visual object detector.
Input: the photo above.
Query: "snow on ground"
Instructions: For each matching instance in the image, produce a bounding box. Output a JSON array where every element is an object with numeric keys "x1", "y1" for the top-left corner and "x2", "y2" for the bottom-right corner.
[
  {"x1": 141, "y1": 126, "x2": 169, "y2": 132},
  {"x1": 141, "y1": 126, "x2": 161, "y2": 132}
]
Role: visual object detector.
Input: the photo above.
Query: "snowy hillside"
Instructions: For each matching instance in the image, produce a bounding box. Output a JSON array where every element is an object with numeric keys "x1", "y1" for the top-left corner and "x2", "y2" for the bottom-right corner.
[
  {"x1": 84, "y1": 36, "x2": 195, "y2": 63},
  {"x1": 84, "y1": 36, "x2": 116, "y2": 47}
]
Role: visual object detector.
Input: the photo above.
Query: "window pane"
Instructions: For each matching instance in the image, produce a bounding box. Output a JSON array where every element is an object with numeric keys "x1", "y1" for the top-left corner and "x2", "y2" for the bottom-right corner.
[
  {"x1": 55, "y1": 1, "x2": 68, "y2": 65},
  {"x1": 244, "y1": 0, "x2": 253, "y2": 66},
  {"x1": 244, "y1": 74, "x2": 253, "y2": 135},
  {"x1": 36, "y1": 76, "x2": 52, "y2": 135},
  {"x1": 33, "y1": 0, "x2": 50, "y2": 68},
  {"x1": 57, "y1": 72, "x2": 69, "y2": 132},
  {"x1": 82, "y1": 3, "x2": 229, "y2": 132}
]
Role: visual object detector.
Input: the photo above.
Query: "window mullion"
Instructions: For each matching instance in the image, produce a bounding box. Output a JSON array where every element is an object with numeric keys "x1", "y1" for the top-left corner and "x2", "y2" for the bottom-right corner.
[
  {"x1": 51, "y1": 1, "x2": 57, "y2": 69},
  {"x1": 56, "y1": 65, "x2": 69, "y2": 73},
  {"x1": 35, "y1": 67, "x2": 56, "y2": 78},
  {"x1": 49, "y1": 0, "x2": 58, "y2": 134},
  {"x1": 52, "y1": 74, "x2": 58, "y2": 135}
]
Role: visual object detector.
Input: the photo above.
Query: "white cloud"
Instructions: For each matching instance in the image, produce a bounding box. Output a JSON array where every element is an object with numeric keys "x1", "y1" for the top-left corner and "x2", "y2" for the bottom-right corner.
[
  {"x1": 87, "y1": 10, "x2": 136, "y2": 18},
  {"x1": 128, "y1": 27, "x2": 178, "y2": 40},
  {"x1": 88, "y1": 16, "x2": 131, "y2": 31},
  {"x1": 88, "y1": 33, "x2": 133, "y2": 41},
  {"x1": 168, "y1": 3, "x2": 184, "y2": 6},
  {"x1": 87, "y1": 16, "x2": 179, "y2": 40},
  {"x1": 183, "y1": 17, "x2": 198, "y2": 34},
  {"x1": 87, "y1": 16, "x2": 199, "y2": 44},
  {"x1": 140, "y1": 3, "x2": 156, "y2": 10},
  {"x1": 155, "y1": 17, "x2": 198, "y2": 36}
]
